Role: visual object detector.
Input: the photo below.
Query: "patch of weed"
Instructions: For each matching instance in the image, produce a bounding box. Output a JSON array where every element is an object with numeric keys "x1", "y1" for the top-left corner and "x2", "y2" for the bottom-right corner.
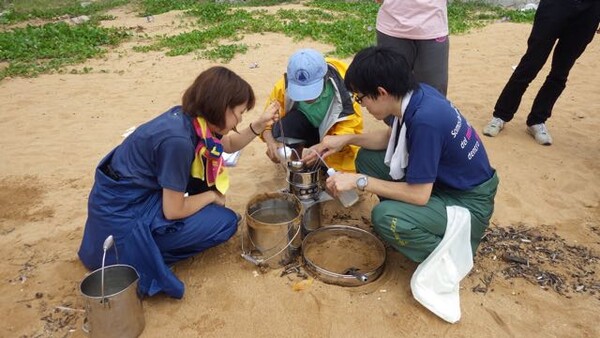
[
  {"x1": 139, "y1": 0, "x2": 205, "y2": 16},
  {"x1": 0, "y1": 22, "x2": 129, "y2": 79},
  {"x1": 0, "y1": 0, "x2": 535, "y2": 79},
  {"x1": 202, "y1": 43, "x2": 248, "y2": 62},
  {"x1": 448, "y1": 1, "x2": 534, "y2": 34},
  {"x1": 0, "y1": 0, "x2": 129, "y2": 25}
]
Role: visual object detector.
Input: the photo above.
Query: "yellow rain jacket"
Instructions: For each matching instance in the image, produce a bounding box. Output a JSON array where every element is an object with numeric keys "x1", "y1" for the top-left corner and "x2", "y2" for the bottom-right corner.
[{"x1": 264, "y1": 58, "x2": 363, "y2": 172}]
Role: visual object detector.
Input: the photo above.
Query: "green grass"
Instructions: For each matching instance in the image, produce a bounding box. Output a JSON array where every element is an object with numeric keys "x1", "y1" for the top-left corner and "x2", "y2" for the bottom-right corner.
[
  {"x1": 202, "y1": 43, "x2": 248, "y2": 62},
  {"x1": 138, "y1": 0, "x2": 204, "y2": 16},
  {"x1": 0, "y1": 21, "x2": 129, "y2": 79},
  {"x1": 0, "y1": 0, "x2": 129, "y2": 24},
  {"x1": 0, "y1": 0, "x2": 535, "y2": 80},
  {"x1": 447, "y1": 1, "x2": 535, "y2": 33},
  {"x1": 136, "y1": 0, "x2": 533, "y2": 60},
  {"x1": 136, "y1": 1, "x2": 378, "y2": 58}
]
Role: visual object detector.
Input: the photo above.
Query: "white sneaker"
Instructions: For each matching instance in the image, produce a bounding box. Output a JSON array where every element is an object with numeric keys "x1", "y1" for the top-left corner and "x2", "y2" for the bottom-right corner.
[
  {"x1": 527, "y1": 123, "x2": 553, "y2": 145},
  {"x1": 483, "y1": 117, "x2": 505, "y2": 137}
]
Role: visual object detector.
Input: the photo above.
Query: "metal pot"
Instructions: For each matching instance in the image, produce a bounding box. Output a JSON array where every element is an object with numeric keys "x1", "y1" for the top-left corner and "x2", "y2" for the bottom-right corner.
[{"x1": 242, "y1": 192, "x2": 304, "y2": 268}]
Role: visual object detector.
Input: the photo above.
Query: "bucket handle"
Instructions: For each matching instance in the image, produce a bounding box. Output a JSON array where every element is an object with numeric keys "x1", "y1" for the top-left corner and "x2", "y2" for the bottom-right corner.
[
  {"x1": 103, "y1": 235, "x2": 117, "y2": 258},
  {"x1": 100, "y1": 235, "x2": 119, "y2": 306},
  {"x1": 241, "y1": 215, "x2": 301, "y2": 266}
]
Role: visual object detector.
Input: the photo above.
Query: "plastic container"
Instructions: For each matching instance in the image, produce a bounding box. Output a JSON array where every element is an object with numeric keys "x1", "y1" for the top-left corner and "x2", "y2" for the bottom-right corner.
[{"x1": 326, "y1": 168, "x2": 359, "y2": 208}]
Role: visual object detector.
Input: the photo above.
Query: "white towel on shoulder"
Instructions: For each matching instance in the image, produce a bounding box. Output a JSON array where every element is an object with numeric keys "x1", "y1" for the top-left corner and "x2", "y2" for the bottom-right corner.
[
  {"x1": 384, "y1": 116, "x2": 408, "y2": 180},
  {"x1": 384, "y1": 90, "x2": 412, "y2": 180},
  {"x1": 410, "y1": 206, "x2": 474, "y2": 324}
]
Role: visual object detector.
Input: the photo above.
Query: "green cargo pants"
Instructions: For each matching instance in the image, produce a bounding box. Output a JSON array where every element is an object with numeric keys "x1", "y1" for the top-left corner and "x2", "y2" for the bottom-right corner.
[{"x1": 356, "y1": 148, "x2": 499, "y2": 262}]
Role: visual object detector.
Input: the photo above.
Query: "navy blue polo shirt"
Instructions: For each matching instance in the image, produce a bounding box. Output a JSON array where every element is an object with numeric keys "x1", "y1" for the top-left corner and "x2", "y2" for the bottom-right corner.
[{"x1": 403, "y1": 85, "x2": 494, "y2": 190}]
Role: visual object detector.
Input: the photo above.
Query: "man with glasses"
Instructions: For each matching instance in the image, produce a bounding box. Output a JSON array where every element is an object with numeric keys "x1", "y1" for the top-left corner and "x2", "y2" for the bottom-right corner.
[
  {"x1": 261, "y1": 48, "x2": 363, "y2": 172},
  {"x1": 317, "y1": 46, "x2": 498, "y2": 265}
]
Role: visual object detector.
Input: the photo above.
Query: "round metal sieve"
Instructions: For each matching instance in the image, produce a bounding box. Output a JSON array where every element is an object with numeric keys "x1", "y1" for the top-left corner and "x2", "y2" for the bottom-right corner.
[{"x1": 301, "y1": 225, "x2": 386, "y2": 287}]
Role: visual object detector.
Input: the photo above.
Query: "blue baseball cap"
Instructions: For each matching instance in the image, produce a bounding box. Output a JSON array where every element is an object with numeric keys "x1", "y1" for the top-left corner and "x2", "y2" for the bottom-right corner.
[{"x1": 286, "y1": 49, "x2": 327, "y2": 101}]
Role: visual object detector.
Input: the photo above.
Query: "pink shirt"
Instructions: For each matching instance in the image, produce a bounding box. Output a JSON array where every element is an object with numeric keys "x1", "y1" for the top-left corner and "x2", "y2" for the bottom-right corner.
[{"x1": 376, "y1": 0, "x2": 448, "y2": 40}]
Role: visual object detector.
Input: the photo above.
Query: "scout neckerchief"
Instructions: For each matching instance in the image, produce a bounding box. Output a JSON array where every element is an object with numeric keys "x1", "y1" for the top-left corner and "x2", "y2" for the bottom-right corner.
[{"x1": 190, "y1": 116, "x2": 229, "y2": 194}]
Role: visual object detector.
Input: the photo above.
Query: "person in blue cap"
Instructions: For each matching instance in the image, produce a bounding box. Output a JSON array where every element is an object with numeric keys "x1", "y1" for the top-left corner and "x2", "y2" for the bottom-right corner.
[
  {"x1": 78, "y1": 66, "x2": 279, "y2": 298},
  {"x1": 261, "y1": 48, "x2": 363, "y2": 172}
]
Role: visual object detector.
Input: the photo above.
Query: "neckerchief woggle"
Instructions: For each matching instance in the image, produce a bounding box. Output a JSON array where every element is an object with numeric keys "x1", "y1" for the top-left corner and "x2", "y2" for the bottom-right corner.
[{"x1": 190, "y1": 116, "x2": 229, "y2": 194}]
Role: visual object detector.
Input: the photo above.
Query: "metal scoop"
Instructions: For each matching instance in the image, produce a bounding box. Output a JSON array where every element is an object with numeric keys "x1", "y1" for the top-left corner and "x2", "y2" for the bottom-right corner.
[
  {"x1": 288, "y1": 160, "x2": 304, "y2": 171},
  {"x1": 344, "y1": 267, "x2": 368, "y2": 283}
]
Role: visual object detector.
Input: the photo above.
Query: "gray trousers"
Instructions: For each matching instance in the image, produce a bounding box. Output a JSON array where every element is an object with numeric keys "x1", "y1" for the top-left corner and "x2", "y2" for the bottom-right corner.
[{"x1": 377, "y1": 31, "x2": 449, "y2": 96}]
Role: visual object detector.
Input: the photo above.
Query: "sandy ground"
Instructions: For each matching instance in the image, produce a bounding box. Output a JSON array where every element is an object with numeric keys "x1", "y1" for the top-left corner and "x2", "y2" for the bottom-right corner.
[{"x1": 0, "y1": 4, "x2": 599, "y2": 338}]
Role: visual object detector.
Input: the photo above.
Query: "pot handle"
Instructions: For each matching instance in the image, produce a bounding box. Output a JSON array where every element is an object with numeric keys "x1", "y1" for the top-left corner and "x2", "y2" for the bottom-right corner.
[
  {"x1": 103, "y1": 235, "x2": 114, "y2": 251},
  {"x1": 101, "y1": 235, "x2": 119, "y2": 306},
  {"x1": 344, "y1": 267, "x2": 369, "y2": 283}
]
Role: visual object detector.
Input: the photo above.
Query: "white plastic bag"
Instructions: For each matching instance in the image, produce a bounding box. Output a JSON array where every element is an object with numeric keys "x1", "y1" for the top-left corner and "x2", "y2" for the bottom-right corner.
[{"x1": 410, "y1": 206, "x2": 474, "y2": 323}]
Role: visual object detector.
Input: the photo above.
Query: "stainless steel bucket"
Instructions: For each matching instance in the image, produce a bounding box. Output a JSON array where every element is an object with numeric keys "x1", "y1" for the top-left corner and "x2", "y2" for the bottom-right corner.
[
  {"x1": 301, "y1": 202, "x2": 321, "y2": 235},
  {"x1": 80, "y1": 237, "x2": 145, "y2": 338},
  {"x1": 243, "y1": 192, "x2": 303, "y2": 268}
]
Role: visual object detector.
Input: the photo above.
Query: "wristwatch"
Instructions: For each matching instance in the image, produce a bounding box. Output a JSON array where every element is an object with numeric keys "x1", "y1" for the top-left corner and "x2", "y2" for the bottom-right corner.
[{"x1": 356, "y1": 175, "x2": 368, "y2": 191}]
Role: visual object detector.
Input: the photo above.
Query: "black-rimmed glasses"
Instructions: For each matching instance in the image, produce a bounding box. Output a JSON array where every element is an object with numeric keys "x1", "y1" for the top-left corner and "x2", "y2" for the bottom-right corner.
[{"x1": 353, "y1": 93, "x2": 367, "y2": 104}]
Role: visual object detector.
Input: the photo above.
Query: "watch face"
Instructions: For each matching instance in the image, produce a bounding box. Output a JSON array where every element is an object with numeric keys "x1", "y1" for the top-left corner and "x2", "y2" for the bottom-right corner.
[{"x1": 357, "y1": 176, "x2": 367, "y2": 190}]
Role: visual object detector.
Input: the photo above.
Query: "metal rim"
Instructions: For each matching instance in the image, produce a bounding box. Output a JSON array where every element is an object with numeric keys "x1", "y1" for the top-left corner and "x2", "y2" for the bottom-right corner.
[
  {"x1": 80, "y1": 264, "x2": 139, "y2": 299},
  {"x1": 301, "y1": 225, "x2": 386, "y2": 287}
]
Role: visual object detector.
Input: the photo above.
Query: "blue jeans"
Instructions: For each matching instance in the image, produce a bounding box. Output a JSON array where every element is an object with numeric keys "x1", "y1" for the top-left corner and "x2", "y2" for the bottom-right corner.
[{"x1": 153, "y1": 204, "x2": 238, "y2": 265}]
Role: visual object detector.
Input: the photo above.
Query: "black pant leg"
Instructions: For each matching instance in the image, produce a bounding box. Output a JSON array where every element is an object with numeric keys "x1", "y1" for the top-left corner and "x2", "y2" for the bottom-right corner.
[
  {"x1": 271, "y1": 108, "x2": 320, "y2": 147},
  {"x1": 493, "y1": 0, "x2": 570, "y2": 122},
  {"x1": 527, "y1": 0, "x2": 600, "y2": 125}
]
